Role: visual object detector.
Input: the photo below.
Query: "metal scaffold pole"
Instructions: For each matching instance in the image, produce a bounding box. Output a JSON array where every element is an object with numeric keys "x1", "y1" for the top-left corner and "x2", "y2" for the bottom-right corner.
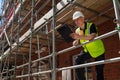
[
  {"x1": 13, "y1": 0, "x2": 17, "y2": 79},
  {"x1": 46, "y1": 24, "x2": 52, "y2": 72},
  {"x1": 9, "y1": 0, "x2": 15, "y2": 79},
  {"x1": 52, "y1": 0, "x2": 57, "y2": 80},
  {"x1": 28, "y1": 0, "x2": 34, "y2": 80},
  {"x1": 36, "y1": 34, "x2": 41, "y2": 79},
  {"x1": 113, "y1": 0, "x2": 120, "y2": 40},
  {"x1": 21, "y1": 55, "x2": 25, "y2": 80},
  {"x1": 6, "y1": 17, "x2": 12, "y2": 79},
  {"x1": 0, "y1": 36, "x2": 5, "y2": 79},
  {"x1": 6, "y1": 55, "x2": 10, "y2": 79}
]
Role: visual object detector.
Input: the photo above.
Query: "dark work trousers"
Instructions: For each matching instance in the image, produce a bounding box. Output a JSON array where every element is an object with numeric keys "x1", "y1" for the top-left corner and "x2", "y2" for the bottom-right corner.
[{"x1": 75, "y1": 51, "x2": 105, "y2": 80}]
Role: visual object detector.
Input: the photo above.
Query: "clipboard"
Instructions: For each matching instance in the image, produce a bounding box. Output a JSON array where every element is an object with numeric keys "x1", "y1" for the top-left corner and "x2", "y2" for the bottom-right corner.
[{"x1": 57, "y1": 24, "x2": 74, "y2": 42}]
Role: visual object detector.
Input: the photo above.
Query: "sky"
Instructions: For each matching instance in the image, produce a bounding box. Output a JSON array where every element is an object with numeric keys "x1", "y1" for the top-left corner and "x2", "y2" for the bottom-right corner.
[
  {"x1": 0, "y1": 0, "x2": 3, "y2": 15},
  {"x1": 0, "y1": 0, "x2": 4, "y2": 26}
]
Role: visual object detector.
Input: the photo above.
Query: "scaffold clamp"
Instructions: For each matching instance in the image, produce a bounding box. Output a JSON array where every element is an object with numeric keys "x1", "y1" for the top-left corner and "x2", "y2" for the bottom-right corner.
[
  {"x1": 113, "y1": 19, "x2": 120, "y2": 25},
  {"x1": 116, "y1": 26, "x2": 120, "y2": 30},
  {"x1": 116, "y1": 26, "x2": 120, "y2": 40}
]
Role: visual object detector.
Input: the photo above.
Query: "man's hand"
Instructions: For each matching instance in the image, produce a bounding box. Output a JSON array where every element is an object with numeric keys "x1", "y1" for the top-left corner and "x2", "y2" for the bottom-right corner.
[
  {"x1": 70, "y1": 33, "x2": 80, "y2": 40},
  {"x1": 73, "y1": 40, "x2": 79, "y2": 46}
]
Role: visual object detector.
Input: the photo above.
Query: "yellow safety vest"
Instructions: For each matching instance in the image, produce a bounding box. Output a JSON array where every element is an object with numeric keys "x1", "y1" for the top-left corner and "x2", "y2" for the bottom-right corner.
[{"x1": 75, "y1": 22, "x2": 105, "y2": 58}]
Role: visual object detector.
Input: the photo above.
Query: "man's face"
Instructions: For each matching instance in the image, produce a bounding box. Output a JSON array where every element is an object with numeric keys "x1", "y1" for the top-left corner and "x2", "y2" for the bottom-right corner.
[{"x1": 74, "y1": 17, "x2": 84, "y2": 27}]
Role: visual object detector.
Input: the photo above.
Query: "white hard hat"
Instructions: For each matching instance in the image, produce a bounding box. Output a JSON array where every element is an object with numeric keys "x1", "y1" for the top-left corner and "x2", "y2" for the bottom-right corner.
[{"x1": 72, "y1": 11, "x2": 84, "y2": 20}]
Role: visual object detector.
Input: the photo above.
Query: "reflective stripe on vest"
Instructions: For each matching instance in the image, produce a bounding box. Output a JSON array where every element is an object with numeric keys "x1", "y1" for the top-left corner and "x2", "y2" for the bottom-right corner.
[{"x1": 75, "y1": 22, "x2": 105, "y2": 58}]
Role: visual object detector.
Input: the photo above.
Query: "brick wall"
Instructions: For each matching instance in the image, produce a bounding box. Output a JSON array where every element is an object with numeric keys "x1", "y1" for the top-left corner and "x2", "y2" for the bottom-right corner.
[{"x1": 98, "y1": 20, "x2": 120, "y2": 80}]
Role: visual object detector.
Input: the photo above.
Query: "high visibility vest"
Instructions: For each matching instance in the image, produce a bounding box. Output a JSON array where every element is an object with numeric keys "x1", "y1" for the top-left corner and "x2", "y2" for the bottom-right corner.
[{"x1": 75, "y1": 22, "x2": 105, "y2": 58}]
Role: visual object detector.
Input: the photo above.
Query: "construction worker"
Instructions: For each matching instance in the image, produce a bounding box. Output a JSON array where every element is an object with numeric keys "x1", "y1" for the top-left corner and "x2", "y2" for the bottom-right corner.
[{"x1": 71, "y1": 11, "x2": 105, "y2": 80}]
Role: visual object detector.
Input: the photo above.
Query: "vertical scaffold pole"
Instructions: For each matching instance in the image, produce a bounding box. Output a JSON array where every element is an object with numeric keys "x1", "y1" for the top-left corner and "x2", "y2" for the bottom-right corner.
[
  {"x1": 6, "y1": 55, "x2": 10, "y2": 80},
  {"x1": 113, "y1": 0, "x2": 120, "y2": 40},
  {"x1": 46, "y1": 25, "x2": 52, "y2": 70},
  {"x1": 37, "y1": 34, "x2": 41, "y2": 79},
  {"x1": 13, "y1": 0, "x2": 17, "y2": 79},
  {"x1": 9, "y1": 0, "x2": 16, "y2": 78},
  {"x1": 0, "y1": 55, "x2": 1, "y2": 79},
  {"x1": 52, "y1": 0, "x2": 57, "y2": 80},
  {"x1": 28, "y1": 0, "x2": 34, "y2": 80},
  {"x1": 0, "y1": 35, "x2": 6, "y2": 79},
  {"x1": 21, "y1": 55, "x2": 25, "y2": 80},
  {"x1": 0, "y1": 35, "x2": 4, "y2": 79}
]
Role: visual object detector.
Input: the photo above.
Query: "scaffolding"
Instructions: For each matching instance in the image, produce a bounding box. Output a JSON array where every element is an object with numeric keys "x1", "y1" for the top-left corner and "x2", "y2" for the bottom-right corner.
[{"x1": 0, "y1": 0, "x2": 120, "y2": 80}]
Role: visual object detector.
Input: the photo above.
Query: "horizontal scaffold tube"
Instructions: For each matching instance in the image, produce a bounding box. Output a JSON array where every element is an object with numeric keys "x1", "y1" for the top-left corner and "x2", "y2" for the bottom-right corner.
[
  {"x1": 16, "y1": 70, "x2": 52, "y2": 78},
  {"x1": 16, "y1": 57, "x2": 120, "y2": 78},
  {"x1": 58, "y1": 57, "x2": 120, "y2": 71}
]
